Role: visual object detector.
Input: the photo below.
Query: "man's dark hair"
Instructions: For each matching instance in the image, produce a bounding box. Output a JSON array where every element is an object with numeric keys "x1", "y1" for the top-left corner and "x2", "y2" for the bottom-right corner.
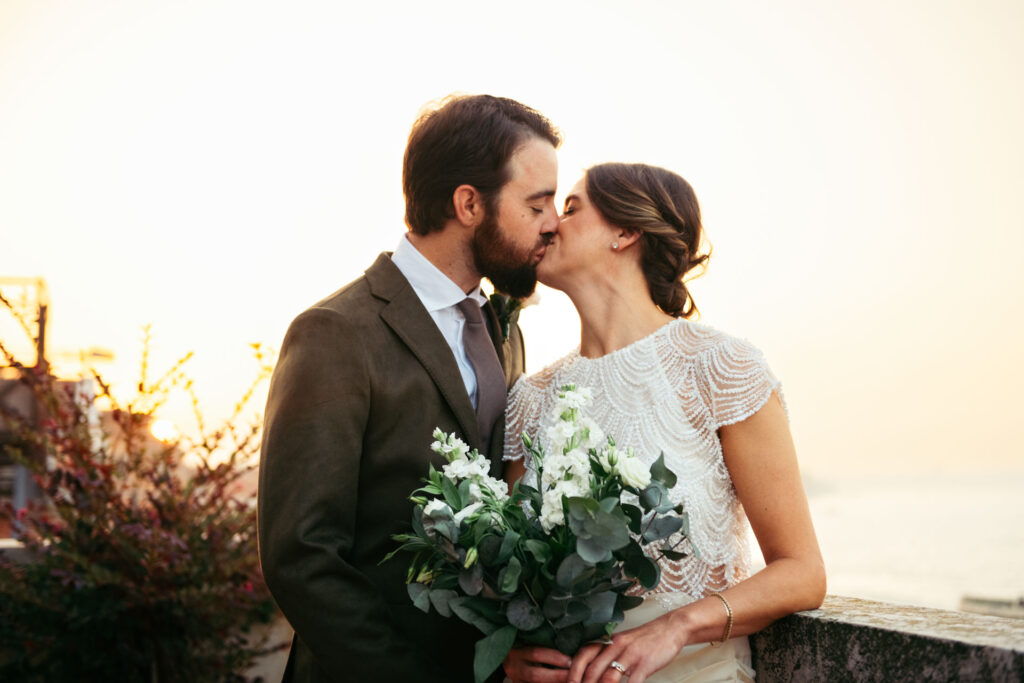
[{"x1": 403, "y1": 94, "x2": 561, "y2": 235}]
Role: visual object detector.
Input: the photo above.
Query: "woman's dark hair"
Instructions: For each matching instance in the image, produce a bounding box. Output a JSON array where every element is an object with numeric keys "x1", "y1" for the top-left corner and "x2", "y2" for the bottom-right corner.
[
  {"x1": 585, "y1": 162, "x2": 710, "y2": 318},
  {"x1": 403, "y1": 94, "x2": 561, "y2": 235}
]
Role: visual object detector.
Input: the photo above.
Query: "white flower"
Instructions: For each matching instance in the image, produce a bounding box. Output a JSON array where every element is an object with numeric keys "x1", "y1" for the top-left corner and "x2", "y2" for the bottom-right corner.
[
  {"x1": 430, "y1": 428, "x2": 472, "y2": 462},
  {"x1": 446, "y1": 437, "x2": 471, "y2": 461},
  {"x1": 466, "y1": 475, "x2": 510, "y2": 504},
  {"x1": 545, "y1": 420, "x2": 577, "y2": 452},
  {"x1": 578, "y1": 418, "x2": 605, "y2": 450},
  {"x1": 564, "y1": 448, "x2": 591, "y2": 480},
  {"x1": 541, "y1": 454, "x2": 572, "y2": 488},
  {"x1": 553, "y1": 476, "x2": 589, "y2": 500},
  {"x1": 454, "y1": 501, "x2": 484, "y2": 524},
  {"x1": 539, "y1": 490, "x2": 565, "y2": 531},
  {"x1": 617, "y1": 453, "x2": 651, "y2": 489},
  {"x1": 539, "y1": 477, "x2": 590, "y2": 531},
  {"x1": 596, "y1": 445, "x2": 616, "y2": 472},
  {"x1": 443, "y1": 455, "x2": 490, "y2": 481},
  {"x1": 557, "y1": 387, "x2": 592, "y2": 412},
  {"x1": 480, "y1": 475, "x2": 510, "y2": 502},
  {"x1": 423, "y1": 499, "x2": 451, "y2": 517}
]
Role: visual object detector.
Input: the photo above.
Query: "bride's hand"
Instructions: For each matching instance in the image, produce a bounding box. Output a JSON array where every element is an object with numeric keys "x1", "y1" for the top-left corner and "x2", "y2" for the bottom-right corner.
[
  {"x1": 503, "y1": 645, "x2": 572, "y2": 683},
  {"x1": 567, "y1": 616, "x2": 690, "y2": 683}
]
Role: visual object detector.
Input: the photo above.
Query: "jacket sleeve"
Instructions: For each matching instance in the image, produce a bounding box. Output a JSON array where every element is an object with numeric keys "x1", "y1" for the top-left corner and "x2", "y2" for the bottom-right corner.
[{"x1": 257, "y1": 306, "x2": 422, "y2": 680}]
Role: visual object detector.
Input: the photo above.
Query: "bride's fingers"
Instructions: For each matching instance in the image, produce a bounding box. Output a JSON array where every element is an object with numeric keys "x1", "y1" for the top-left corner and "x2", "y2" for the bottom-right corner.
[
  {"x1": 567, "y1": 643, "x2": 603, "y2": 683},
  {"x1": 581, "y1": 645, "x2": 627, "y2": 683},
  {"x1": 525, "y1": 646, "x2": 573, "y2": 668},
  {"x1": 504, "y1": 646, "x2": 572, "y2": 683}
]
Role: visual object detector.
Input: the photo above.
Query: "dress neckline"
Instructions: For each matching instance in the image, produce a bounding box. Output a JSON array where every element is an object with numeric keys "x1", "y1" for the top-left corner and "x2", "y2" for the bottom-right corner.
[{"x1": 570, "y1": 317, "x2": 686, "y2": 364}]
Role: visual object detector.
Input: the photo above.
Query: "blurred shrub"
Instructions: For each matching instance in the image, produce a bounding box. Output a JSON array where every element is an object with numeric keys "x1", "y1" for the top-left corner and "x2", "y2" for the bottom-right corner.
[{"x1": 0, "y1": 326, "x2": 283, "y2": 682}]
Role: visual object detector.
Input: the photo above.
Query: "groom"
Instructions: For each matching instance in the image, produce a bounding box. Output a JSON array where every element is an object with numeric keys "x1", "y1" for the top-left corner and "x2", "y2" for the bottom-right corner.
[{"x1": 258, "y1": 95, "x2": 560, "y2": 682}]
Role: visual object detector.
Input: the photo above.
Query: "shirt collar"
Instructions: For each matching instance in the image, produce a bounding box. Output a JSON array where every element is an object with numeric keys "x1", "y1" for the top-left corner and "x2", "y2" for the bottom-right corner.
[{"x1": 392, "y1": 234, "x2": 488, "y2": 312}]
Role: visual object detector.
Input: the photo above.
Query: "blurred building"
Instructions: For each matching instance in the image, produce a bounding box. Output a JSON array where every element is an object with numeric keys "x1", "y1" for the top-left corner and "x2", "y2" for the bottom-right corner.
[{"x1": 0, "y1": 375, "x2": 99, "y2": 538}]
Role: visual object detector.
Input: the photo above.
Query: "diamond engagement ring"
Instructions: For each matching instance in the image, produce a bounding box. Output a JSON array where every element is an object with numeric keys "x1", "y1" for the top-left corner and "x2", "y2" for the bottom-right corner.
[{"x1": 610, "y1": 660, "x2": 629, "y2": 675}]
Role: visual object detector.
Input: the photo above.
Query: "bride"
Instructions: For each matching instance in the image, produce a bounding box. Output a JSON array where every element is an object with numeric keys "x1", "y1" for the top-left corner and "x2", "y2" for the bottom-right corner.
[{"x1": 501, "y1": 163, "x2": 826, "y2": 683}]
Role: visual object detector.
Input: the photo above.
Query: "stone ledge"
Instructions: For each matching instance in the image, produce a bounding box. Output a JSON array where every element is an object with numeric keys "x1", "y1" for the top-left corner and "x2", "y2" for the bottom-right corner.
[{"x1": 751, "y1": 595, "x2": 1024, "y2": 682}]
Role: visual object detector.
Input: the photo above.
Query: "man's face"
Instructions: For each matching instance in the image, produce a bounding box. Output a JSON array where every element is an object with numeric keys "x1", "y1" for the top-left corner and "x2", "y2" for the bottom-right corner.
[{"x1": 472, "y1": 137, "x2": 559, "y2": 298}]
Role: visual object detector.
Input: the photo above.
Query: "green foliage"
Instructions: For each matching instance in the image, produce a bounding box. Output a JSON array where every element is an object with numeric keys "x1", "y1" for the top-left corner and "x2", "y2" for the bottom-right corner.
[
  {"x1": 0, "y1": 329, "x2": 283, "y2": 682},
  {"x1": 387, "y1": 385, "x2": 694, "y2": 683}
]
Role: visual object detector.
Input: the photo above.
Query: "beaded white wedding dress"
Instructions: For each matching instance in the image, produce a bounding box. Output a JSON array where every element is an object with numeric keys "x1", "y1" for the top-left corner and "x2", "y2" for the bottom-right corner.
[{"x1": 505, "y1": 318, "x2": 782, "y2": 682}]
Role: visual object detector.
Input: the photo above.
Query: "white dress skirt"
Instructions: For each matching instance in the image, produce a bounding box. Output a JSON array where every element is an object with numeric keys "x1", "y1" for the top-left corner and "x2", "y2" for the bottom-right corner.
[{"x1": 613, "y1": 591, "x2": 755, "y2": 682}]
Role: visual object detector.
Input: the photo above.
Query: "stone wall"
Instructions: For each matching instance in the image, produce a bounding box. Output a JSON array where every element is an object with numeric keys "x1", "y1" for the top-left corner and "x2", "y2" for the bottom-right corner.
[{"x1": 751, "y1": 595, "x2": 1024, "y2": 682}]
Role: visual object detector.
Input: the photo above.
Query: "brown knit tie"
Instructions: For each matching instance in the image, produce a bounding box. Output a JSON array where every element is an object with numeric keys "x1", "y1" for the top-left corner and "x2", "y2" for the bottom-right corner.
[{"x1": 456, "y1": 298, "x2": 505, "y2": 451}]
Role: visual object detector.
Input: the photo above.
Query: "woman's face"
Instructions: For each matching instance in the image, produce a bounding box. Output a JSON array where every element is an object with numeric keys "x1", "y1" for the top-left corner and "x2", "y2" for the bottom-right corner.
[{"x1": 537, "y1": 175, "x2": 620, "y2": 289}]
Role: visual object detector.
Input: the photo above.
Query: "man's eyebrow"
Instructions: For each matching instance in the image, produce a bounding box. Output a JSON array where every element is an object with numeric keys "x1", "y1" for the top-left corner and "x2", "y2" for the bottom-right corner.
[{"x1": 526, "y1": 189, "x2": 557, "y2": 201}]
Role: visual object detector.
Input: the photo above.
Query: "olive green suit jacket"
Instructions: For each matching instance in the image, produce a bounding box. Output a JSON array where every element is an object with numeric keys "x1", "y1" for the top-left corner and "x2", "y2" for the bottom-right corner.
[{"x1": 258, "y1": 253, "x2": 525, "y2": 682}]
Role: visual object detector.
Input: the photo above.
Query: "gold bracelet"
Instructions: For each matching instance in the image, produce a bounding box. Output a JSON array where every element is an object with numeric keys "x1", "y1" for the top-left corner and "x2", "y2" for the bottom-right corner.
[{"x1": 709, "y1": 593, "x2": 733, "y2": 647}]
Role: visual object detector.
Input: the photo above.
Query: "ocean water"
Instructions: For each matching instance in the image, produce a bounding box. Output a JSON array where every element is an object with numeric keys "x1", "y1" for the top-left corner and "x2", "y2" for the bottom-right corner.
[{"x1": 762, "y1": 471, "x2": 1024, "y2": 612}]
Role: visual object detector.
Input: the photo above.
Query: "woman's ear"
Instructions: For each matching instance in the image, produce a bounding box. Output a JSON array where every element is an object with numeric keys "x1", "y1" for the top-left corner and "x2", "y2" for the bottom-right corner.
[
  {"x1": 452, "y1": 184, "x2": 485, "y2": 227},
  {"x1": 616, "y1": 229, "x2": 643, "y2": 250}
]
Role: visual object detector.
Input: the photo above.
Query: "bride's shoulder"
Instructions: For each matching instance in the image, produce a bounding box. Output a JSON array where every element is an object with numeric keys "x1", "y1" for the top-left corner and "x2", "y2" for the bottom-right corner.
[
  {"x1": 514, "y1": 351, "x2": 576, "y2": 396},
  {"x1": 660, "y1": 318, "x2": 759, "y2": 360}
]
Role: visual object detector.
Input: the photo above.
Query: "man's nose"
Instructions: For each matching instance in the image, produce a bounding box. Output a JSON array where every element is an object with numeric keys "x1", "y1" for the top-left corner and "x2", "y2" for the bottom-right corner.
[{"x1": 542, "y1": 208, "x2": 559, "y2": 235}]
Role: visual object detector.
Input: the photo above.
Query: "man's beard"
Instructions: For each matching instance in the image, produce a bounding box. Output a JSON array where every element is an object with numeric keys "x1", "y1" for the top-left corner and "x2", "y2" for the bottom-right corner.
[{"x1": 471, "y1": 210, "x2": 542, "y2": 299}]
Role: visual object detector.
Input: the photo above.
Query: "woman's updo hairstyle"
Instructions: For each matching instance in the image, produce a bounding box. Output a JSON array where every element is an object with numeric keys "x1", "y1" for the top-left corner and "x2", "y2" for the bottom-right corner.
[{"x1": 585, "y1": 162, "x2": 710, "y2": 319}]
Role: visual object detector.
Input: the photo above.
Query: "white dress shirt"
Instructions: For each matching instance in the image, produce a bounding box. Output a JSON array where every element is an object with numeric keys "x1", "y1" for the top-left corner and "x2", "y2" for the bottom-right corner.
[{"x1": 391, "y1": 234, "x2": 489, "y2": 409}]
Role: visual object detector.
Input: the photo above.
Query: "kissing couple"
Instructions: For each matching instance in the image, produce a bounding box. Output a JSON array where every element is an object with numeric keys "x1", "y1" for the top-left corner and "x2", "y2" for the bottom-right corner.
[{"x1": 258, "y1": 94, "x2": 825, "y2": 683}]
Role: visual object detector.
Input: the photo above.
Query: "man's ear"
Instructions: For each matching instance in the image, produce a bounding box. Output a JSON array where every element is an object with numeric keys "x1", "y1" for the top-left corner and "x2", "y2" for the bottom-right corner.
[{"x1": 452, "y1": 184, "x2": 485, "y2": 227}]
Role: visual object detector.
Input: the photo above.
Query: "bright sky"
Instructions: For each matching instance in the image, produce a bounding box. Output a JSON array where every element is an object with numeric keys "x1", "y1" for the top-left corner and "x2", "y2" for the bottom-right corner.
[{"x1": 2, "y1": 0, "x2": 1022, "y2": 477}]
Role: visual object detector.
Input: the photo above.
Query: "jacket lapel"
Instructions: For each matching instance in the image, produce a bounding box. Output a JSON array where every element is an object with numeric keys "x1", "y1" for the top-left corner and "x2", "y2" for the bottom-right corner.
[{"x1": 365, "y1": 253, "x2": 481, "y2": 449}]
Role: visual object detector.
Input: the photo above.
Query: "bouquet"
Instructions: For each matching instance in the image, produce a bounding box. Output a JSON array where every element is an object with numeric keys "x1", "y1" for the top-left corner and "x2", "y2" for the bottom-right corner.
[{"x1": 384, "y1": 385, "x2": 690, "y2": 683}]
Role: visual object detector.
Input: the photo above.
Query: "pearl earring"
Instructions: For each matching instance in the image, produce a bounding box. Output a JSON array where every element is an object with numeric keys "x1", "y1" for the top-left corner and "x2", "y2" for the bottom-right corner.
[{"x1": 612, "y1": 242, "x2": 619, "y2": 250}]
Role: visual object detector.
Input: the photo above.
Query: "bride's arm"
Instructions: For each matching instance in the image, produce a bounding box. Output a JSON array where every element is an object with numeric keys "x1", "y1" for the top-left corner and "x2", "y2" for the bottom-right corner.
[
  {"x1": 570, "y1": 391, "x2": 826, "y2": 683},
  {"x1": 504, "y1": 457, "x2": 528, "y2": 494}
]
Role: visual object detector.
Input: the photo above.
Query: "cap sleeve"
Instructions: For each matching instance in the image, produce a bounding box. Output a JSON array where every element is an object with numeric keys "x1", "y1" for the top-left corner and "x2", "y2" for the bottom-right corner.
[{"x1": 696, "y1": 335, "x2": 784, "y2": 428}]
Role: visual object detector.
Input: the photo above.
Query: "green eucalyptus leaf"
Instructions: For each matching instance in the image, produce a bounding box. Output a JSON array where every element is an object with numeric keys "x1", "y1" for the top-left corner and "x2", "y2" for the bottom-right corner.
[
  {"x1": 543, "y1": 591, "x2": 570, "y2": 620},
  {"x1": 553, "y1": 599, "x2": 591, "y2": 628},
  {"x1": 660, "y1": 548, "x2": 689, "y2": 561},
  {"x1": 441, "y1": 476, "x2": 462, "y2": 509},
  {"x1": 411, "y1": 505, "x2": 426, "y2": 538},
  {"x1": 582, "y1": 591, "x2": 617, "y2": 626},
  {"x1": 451, "y1": 597, "x2": 499, "y2": 636},
  {"x1": 616, "y1": 593, "x2": 645, "y2": 612},
  {"x1": 621, "y1": 504, "x2": 643, "y2": 534},
  {"x1": 478, "y1": 535, "x2": 502, "y2": 567},
  {"x1": 457, "y1": 478, "x2": 473, "y2": 506},
  {"x1": 506, "y1": 593, "x2": 545, "y2": 631},
  {"x1": 518, "y1": 623, "x2": 556, "y2": 649},
  {"x1": 498, "y1": 556, "x2": 522, "y2": 594},
  {"x1": 554, "y1": 624, "x2": 584, "y2": 655},
  {"x1": 524, "y1": 539, "x2": 552, "y2": 565},
  {"x1": 643, "y1": 515, "x2": 683, "y2": 542},
  {"x1": 473, "y1": 624, "x2": 517, "y2": 683},
  {"x1": 649, "y1": 452, "x2": 677, "y2": 488},
  {"x1": 640, "y1": 481, "x2": 675, "y2": 513},
  {"x1": 429, "y1": 588, "x2": 458, "y2": 617},
  {"x1": 408, "y1": 583, "x2": 431, "y2": 613},
  {"x1": 567, "y1": 497, "x2": 598, "y2": 521},
  {"x1": 623, "y1": 553, "x2": 661, "y2": 590},
  {"x1": 434, "y1": 575, "x2": 459, "y2": 591},
  {"x1": 497, "y1": 529, "x2": 520, "y2": 565},
  {"x1": 555, "y1": 553, "x2": 591, "y2": 589},
  {"x1": 576, "y1": 536, "x2": 612, "y2": 564},
  {"x1": 459, "y1": 562, "x2": 484, "y2": 595}
]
